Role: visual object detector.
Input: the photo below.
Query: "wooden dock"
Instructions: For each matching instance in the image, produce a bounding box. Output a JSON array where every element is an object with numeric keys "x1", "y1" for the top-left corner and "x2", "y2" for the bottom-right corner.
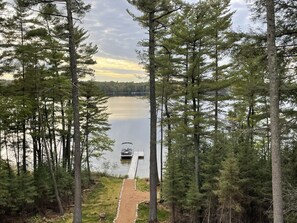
[{"x1": 128, "y1": 151, "x2": 144, "y2": 179}]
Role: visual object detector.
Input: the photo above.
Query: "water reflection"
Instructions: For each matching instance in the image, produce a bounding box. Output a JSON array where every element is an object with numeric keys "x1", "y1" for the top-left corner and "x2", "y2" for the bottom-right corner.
[
  {"x1": 91, "y1": 97, "x2": 151, "y2": 178},
  {"x1": 107, "y1": 96, "x2": 149, "y2": 120}
]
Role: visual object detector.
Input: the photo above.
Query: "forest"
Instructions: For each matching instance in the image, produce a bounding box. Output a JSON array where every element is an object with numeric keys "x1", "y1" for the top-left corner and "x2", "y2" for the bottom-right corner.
[
  {"x1": 95, "y1": 81, "x2": 149, "y2": 96},
  {"x1": 0, "y1": 0, "x2": 113, "y2": 222},
  {"x1": 0, "y1": 0, "x2": 296, "y2": 223},
  {"x1": 127, "y1": 0, "x2": 297, "y2": 222}
]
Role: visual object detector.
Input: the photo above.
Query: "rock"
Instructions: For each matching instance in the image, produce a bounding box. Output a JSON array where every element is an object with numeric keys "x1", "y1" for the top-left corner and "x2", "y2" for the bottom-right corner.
[{"x1": 99, "y1": 212, "x2": 106, "y2": 219}]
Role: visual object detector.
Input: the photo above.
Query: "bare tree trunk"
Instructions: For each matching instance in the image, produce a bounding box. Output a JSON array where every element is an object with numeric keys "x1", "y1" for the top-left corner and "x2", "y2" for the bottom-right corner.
[
  {"x1": 37, "y1": 89, "x2": 64, "y2": 215},
  {"x1": 214, "y1": 31, "x2": 219, "y2": 142},
  {"x1": 42, "y1": 118, "x2": 64, "y2": 215},
  {"x1": 20, "y1": 19, "x2": 27, "y2": 174},
  {"x1": 266, "y1": 0, "x2": 284, "y2": 222},
  {"x1": 61, "y1": 100, "x2": 67, "y2": 169},
  {"x1": 85, "y1": 103, "x2": 91, "y2": 181},
  {"x1": 65, "y1": 1, "x2": 82, "y2": 222},
  {"x1": 160, "y1": 89, "x2": 163, "y2": 187},
  {"x1": 148, "y1": 10, "x2": 158, "y2": 223},
  {"x1": 0, "y1": 131, "x2": 2, "y2": 160},
  {"x1": 191, "y1": 42, "x2": 201, "y2": 223},
  {"x1": 16, "y1": 131, "x2": 20, "y2": 176},
  {"x1": 45, "y1": 103, "x2": 56, "y2": 170},
  {"x1": 52, "y1": 98, "x2": 58, "y2": 166},
  {"x1": 229, "y1": 196, "x2": 232, "y2": 223},
  {"x1": 207, "y1": 196, "x2": 211, "y2": 223}
]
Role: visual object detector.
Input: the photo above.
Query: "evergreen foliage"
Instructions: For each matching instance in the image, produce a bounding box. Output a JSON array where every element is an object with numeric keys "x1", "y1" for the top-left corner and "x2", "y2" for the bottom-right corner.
[
  {"x1": 214, "y1": 152, "x2": 242, "y2": 223},
  {"x1": 0, "y1": 0, "x2": 296, "y2": 222},
  {"x1": 127, "y1": 0, "x2": 297, "y2": 222},
  {"x1": 0, "y1": 0, "x2": 112, "y2": 220}
]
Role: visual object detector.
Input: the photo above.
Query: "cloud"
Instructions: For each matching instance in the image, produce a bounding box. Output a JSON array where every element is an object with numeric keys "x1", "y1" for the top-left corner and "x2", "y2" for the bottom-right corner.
[
  {"x1": 231, "y1": 0, "x2": 251, "y2": 31},
  {"x1": 88, "y1": 56, "x2": 147, "y2": 82},
  {"x1": 80, "y1": 0, "x2": 253, "y2": 82},
  {"x1": 82, "y1": 0, "x2": 145, "y2": 61}
]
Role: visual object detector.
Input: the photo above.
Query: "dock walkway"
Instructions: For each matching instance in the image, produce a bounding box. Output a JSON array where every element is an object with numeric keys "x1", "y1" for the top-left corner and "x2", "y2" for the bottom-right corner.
[
  {"x1": 114, "y1": 151, "x2": 148, "y2": 223},
  {"x1": 127, "y1": 151, "x2": 144, "y2": 179}
]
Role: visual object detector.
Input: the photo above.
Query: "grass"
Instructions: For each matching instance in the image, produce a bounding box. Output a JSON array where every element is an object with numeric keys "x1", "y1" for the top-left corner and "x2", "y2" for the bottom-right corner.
[
  {"x1": 80, "y1": 176, "x2": 123, "y2": 222},
  {"x1": 29, "y1": 176, "x2": 170, "y2": 223},
  {"x1": 135, "y1": 178, "x2": 170, "y2": 222},
  {"x1": 135, "y1": 203, "x2": 170, "y2": 223},
  {"x1": 136, "y1": 178, "x2": 149, "y2": 192},
  {"x1": 29, "y1": 175, "x2": 123, "y2": 223}
]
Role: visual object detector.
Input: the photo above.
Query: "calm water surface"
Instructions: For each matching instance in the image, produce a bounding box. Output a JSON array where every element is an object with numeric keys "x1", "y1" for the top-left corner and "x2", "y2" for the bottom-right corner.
[{"x1": 91, "y1": 96, "x2": 156, "y2": 178}]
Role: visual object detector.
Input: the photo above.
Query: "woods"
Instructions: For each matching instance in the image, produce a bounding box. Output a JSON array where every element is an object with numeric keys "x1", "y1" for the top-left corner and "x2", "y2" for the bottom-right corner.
[
  {"x1": 0, "y1": 0, "x2": 297, "y2": 222},
  {"x1": 0, "y1": 0, "x2": 112, "y2": 222},
  {"x1": 127, "y1": 0, "x2": 297, "y2": 222}
]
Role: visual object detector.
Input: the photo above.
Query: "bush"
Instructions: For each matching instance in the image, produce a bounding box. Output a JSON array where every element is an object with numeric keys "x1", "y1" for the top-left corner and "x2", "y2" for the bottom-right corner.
[{"x1": 0, "y1": 160, "x2": 10, "y2": 217}]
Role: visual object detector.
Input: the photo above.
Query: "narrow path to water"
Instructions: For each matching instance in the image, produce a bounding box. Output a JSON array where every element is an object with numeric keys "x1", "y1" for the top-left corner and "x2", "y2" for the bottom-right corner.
[{"x1": 114, "y1": 179, "x2": 149, "y2": 223}]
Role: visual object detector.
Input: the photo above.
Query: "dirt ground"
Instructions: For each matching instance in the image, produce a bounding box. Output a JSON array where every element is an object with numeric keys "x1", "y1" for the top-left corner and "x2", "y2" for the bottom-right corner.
[{"x1": 114, "y1": 179, "x2": 149, "y2": 223}]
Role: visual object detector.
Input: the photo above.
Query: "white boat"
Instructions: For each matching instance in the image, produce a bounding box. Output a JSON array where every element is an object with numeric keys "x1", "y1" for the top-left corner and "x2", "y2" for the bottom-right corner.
[{"x1": 120, "y1": 142, "x2": 133, "y2": 159}]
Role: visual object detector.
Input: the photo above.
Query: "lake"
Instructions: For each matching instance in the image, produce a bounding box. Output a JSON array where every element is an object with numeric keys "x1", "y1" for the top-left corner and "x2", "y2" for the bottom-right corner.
[
  {"x1": 91, "y1": 96, "x2": 162, "y2": 178},
  {"x1": 0, "y1": 96, "x2": 157, "y2": 178}
]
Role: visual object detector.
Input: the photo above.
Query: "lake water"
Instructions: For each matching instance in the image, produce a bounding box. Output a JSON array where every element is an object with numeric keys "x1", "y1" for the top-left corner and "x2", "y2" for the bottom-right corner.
[
  {"x1": 0, "y1": 96, "x2": 158, "y2": 178},
  {"x1": 91, "y1": 96, "x2": 160, "y2": 178}
]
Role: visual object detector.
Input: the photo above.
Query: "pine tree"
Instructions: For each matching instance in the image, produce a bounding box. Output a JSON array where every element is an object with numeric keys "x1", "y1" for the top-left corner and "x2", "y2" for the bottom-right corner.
[
  {"x1": 266, "y1": 0, "x2": 284, "y2": 222},
  {"x1": 214, "y1": 152, "x2": 243, "y2": 223},
  {"x1": 159, "y1": 1, "x2": 232, "y2": 221},
  {"x1": 0, "y1": 159, "x2": 10, "y2": 218},
  {"x1": 163, "y1": 151, "x2": 189, "y2": 222},
  {"x1": 0, "y1": 0, "x2": 7, "y2": 76},
  {"x1": 80, "y1": 81, "x2": 113, "y2": 181},
  {"x1": 65, "y1": 0, "x2": 81, "y2": 221},
  {"x1": 127, "y1": 1, "x2": 181, "y2": 221},
  {"x1": 206, "y1": 0, "x2": 234, "y2": 142}
]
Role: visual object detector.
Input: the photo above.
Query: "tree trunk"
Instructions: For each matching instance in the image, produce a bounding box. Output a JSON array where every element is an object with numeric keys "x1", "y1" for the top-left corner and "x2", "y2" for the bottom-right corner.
[
  {"x1": 148, "y1": 10, "x2": 158, "y2": 223},
  {"x1": 171, "y1": 202, "x2": 176, "y2": 223},
  {"x1": 266, "y1": 0, "x2": 284, "y2": 222},
  {"x1": 85, "y1": 100, "x2": 91, "y2": 181},
  {"x1": 0, "y1": 130, "x2": 1, "y2": 160},
  {"x1": 207, "y1": 196, "x2": 211, "y2": 223},
  {"x1": 61, "y1": 100, "x2": 67, "y2": 169},
  {"x1": 20, "y1": 19, "x2": 27, "y2": 173},
  {"x1": 44, "y1": 104, "x2": 56, "y2": 170},
  {"x1": 66, "y1": 1, "x2": 82, "y2": 222},
  {"x1": 16, "y1": 130, "x2": 20, "y2": 176},
  {"x1": 52, "y1": 98, "x2": 58, "y2": 165},
  {"x1": 66, "y1": 115, "x2": 72, "y2": 172},
  {"x1": 41, "y1": 117, "x2": 64, "y2": 215},
  {"x1": 214, "y1": 30, "x2": 219, "y2": 143},
  {"x1": 229, "y1": 196, "x2": 232, "y2": 223},
  {"x1": 22, "y1": 122, "x2": 26, "y2": 173}
]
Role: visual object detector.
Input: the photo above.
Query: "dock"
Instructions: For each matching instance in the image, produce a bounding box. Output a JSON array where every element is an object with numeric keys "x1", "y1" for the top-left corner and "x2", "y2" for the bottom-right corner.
[{"x1": 127, "y1": 151, "x2": 144, "y2": 179}]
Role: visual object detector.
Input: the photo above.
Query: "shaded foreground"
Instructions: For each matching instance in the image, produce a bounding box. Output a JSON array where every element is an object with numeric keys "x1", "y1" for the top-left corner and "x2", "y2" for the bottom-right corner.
[
  {"x1": 27, "y1": 176, "x2": 169, "y2": 223},
  {"x1": 28, "y1": 176, "x2": 122, "y2": 223}
]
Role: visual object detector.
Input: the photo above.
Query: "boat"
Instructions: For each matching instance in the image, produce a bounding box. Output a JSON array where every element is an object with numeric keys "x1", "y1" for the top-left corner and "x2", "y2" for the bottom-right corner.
[{"x1": 120, "y1": 142, "x2": 133, "y2": 159}]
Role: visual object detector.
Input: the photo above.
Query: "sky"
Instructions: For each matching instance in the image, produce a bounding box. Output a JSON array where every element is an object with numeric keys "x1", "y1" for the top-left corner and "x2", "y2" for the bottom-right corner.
[{"x1": 82, "y1": 0, "x2": 254, "y2": 82}]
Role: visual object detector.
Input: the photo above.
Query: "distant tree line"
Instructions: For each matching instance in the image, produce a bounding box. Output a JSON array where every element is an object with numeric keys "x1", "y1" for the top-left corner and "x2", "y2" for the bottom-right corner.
[{"x1": 95, "y1": 81, "x2": 149, "y2": 96}]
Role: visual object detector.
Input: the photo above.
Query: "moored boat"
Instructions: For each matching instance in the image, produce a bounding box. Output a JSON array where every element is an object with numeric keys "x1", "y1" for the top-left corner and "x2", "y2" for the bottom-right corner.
[{"x1": 120, "y1": 142, "x2": 133, "y2": 159}]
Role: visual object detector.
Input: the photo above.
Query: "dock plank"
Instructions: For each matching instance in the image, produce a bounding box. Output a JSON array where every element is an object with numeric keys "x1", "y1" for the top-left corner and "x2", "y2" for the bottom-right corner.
[{"x1": 128, "y1": 152, "x2": 141, "y2": 179}]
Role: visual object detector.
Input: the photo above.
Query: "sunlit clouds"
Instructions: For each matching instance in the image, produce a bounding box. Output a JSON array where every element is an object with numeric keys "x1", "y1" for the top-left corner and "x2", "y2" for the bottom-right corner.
[
  {"x1": 90, "y1": 57, "x2": 146, "y2": 82},
  {"x1": 81, "y1": 0, "x2": 251, "y2": 82}
]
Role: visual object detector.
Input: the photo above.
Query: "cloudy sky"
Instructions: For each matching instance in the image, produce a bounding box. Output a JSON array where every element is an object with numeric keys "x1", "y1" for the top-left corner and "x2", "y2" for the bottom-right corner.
[{"x1": 82, "y1": 0, "x2": 254, "y2": 82}]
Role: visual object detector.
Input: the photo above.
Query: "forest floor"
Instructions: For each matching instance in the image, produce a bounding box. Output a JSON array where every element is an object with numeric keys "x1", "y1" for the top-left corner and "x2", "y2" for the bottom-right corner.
[
  {"x1": 26, "y1": 175, "x2": 170, "y2": 223},
  {"x1": 28, "y1": 176, "x2": 123, "y2": 223},
  {"x1": 27, "y1": 176, "x2": 155, "y2": 223}
]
